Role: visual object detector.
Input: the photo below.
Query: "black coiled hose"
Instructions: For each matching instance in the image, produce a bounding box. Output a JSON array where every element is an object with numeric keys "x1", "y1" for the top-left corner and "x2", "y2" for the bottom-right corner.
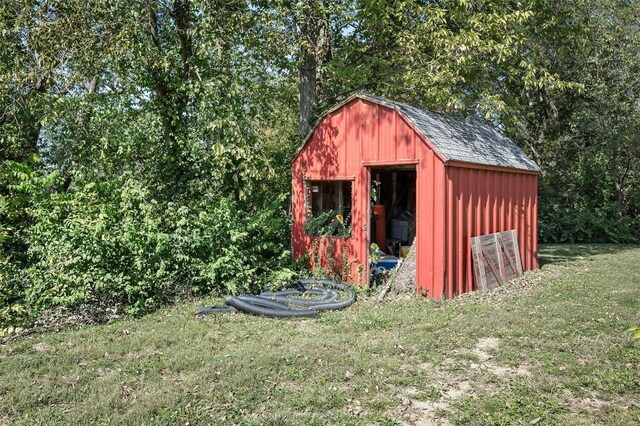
[{"x1": 196, "y1": 279, "x2": 356, "y2": 318}]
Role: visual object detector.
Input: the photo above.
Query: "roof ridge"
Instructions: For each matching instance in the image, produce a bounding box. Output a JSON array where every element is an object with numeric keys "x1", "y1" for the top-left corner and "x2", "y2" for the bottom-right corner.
[
  {"x1": 355, "y1": 92, "x2": 505, "y2": 137},
  {"x1": 292, "y1": 92, "x2": 540, "y2": 173}
]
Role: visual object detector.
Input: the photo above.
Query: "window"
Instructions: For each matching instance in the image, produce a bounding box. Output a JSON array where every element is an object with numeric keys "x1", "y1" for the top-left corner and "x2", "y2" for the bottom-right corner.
[
  {"x1": 305, "y1": 180, "x2": 352, "y2": 236},
  {"x1": 309, "y1": 180, "x2": 352, "y2": 217}
]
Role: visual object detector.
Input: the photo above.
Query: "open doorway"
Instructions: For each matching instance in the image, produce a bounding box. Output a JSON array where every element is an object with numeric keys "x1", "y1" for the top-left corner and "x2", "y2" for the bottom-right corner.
[{"x1": 369, "y1": 166, "x2": 417, "y2": 272}]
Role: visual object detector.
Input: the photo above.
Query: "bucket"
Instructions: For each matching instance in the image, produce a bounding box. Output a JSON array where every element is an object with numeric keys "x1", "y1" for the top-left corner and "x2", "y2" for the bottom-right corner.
[{"x1": 377, "y1": 256, "x2": 400, "y2": 271}]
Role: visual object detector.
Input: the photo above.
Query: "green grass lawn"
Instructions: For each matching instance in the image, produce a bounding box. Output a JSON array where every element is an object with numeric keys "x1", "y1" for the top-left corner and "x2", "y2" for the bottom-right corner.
[{"x1": 1, "y1": 245, "x2": 639, "y2": 425}]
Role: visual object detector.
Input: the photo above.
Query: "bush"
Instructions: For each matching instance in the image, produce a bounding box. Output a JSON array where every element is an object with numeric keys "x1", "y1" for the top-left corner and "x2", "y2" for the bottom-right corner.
[
  {"x1": 1, "y1": 168, "x2": 295, "y2": 328},
  {"x1": 538, "y1": 156, "x2": 640, "y2": 244},
  {"x1": 1, "y1": 160, "x2": 59, "y2": 326},
  {"x1": 539, "y1": 203, "x2": 638, "y2": 244}
]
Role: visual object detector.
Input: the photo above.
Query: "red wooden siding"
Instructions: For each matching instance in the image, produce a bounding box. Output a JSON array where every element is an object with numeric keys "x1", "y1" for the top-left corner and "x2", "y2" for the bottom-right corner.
[
  {"x1": 444, "y1": 166, "x2": 538, "y2": 298},
  {"x1": 292, "y1": 96, "x2": 539, "y2": 296}
]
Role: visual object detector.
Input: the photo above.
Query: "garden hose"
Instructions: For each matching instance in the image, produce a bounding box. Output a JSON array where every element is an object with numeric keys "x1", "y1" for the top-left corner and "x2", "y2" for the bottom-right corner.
[{"x1": 196, "y1": 279, "x2": 356, "y2": 318}]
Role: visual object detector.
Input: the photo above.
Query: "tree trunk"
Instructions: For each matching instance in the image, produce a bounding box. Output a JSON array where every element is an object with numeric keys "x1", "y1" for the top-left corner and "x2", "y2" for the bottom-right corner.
[
  {"x1": 298, "y1": 45, "x2": 317, "y2": 138},
  {"x1": 612, "y1": 146, "x2": 631, "y2": 215},
  {"x1": 146, "y1": 0, "x2": 193, "y2": 195},
  {"x1": 24, "y1": 76, "x2": 49, "y2": 157},
  {"x1": 296, "y1": 0, "x2": 331, "y2": 139}
]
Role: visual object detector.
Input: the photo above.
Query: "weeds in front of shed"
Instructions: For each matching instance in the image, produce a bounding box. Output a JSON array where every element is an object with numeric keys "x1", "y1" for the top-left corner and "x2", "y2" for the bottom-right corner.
[{"x1": 303, "y1": 207, "x2": 355, "y2": 283}]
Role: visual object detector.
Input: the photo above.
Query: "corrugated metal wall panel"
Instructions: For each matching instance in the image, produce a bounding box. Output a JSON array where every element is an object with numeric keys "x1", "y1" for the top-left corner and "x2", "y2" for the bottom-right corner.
[
  {"x1": 344, "y1": 101, "x2": 360, "y2": 175},
  {"x1": 333, "y1": 109, "x2": 345, "y2": 177},
  {"x1": 396, "y1": 114, "x2": 415, "y2": 159},
  {"x1": 446, "y1": 174, "x2": 455, "y2": 298},
  {"x1": 465, "y1": 170, "x2": 474, "y2": 293},
  {"x1": 445, "y1": 166, "x2": 538, "y2": 295},
  {"x1": 532, "y1": 179, "x2": 537, "y2": 267},
  {"x1": 291, "y1": 160, "x2": 305, "y2": 262},
  {"x1": 414, "y1": 142, "x2": 447, "y2": 298},
  {"x1": 455, "y1": 169, "x2": 464, "y2": 296},
  {"x1": 378, "y1": 106, "x2": 395, "y2": 160},
  {"x1": 433, "y1": 157, "x2": 447, "y2": 298}
]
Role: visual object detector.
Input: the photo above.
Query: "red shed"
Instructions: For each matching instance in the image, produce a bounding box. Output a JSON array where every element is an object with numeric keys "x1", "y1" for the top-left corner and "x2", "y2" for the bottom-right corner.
[{"x1": 291, "y1": 94, "x2": 540, "y2": 298}]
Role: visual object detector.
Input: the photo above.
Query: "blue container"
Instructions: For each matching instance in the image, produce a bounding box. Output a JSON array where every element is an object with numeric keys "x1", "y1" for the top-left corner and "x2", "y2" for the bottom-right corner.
[{"x1": 377, "y1": 256, "x2": 400, "y2": 271}]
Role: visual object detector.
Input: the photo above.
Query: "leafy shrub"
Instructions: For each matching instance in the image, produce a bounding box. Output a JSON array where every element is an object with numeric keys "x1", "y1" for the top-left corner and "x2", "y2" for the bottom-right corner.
[
  {"x1": 303, "y1": 207, "x2": 352, "y2": 238},
  {"x1": 538, "y1": 157, "x2": 640, "y2": 244},
  {"x1": 539, "y1": 203, "x2": 638, "y2": 244},
  {"x1": 1, "y1": 160, "x2": 60, "y2": 326},
  {"x1": 1, "y1": 167, "x2": 294, "y2": 327}
]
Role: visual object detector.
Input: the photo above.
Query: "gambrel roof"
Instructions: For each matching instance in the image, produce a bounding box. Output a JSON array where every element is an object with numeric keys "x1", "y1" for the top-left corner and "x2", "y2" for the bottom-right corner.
[
  {"x1": 295, "y1": 93, "x2": 541, "y2": 173},
  {"x1": 358, "y1": 94, "x2": 540, "y2": 172}
]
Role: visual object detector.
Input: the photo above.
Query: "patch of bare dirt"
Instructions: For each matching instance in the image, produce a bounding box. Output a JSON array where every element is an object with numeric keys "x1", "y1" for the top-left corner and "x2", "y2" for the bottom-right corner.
[
  {"x1": 395, "y1": 337, "x2": 535, "y2": 425},
  {"x1": 470, "y1": 337, "x2": 532, "y2": 379},
  {"x1": 563, "y1": 389, "x2": 632, "y2": 415},
  {"x1": 444, "y1": 381, "x2": 472, "y2": 399},
  {"x1": 395, "y1": 368, "x2": 475, "y2": 425},
  {"x1": 473, "y1": 337, "x2": 499, "y2": 361},
  {"x1": 397, "y1": 391, "x2": 451, "y2": 426},
  {"x1": 346, "y1": 398, "x2": 370, "y2": 417},
  {"x1": 32, "y1": 342, "x2": 50, "y2": 352},
  {"x1": 276, "y1": 380, "x2": 303, "y2": 391}
]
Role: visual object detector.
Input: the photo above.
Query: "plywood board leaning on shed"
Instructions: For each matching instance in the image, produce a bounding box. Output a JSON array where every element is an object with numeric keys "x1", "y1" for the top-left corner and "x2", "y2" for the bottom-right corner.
[{"x1": 471, "y1": 230, "x2": 523, "y2": 293}]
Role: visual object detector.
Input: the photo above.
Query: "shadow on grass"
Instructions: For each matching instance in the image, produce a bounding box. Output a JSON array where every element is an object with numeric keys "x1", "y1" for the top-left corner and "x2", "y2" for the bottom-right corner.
[{"x1": 538, "y1": 243, "x2": 639, "y2": 267}]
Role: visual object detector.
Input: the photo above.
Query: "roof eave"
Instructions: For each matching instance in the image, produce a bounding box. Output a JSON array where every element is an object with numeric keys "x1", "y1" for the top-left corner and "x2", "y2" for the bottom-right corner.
[{"x1": 445, "y1": 159, "x2": 542, "y2": 175}]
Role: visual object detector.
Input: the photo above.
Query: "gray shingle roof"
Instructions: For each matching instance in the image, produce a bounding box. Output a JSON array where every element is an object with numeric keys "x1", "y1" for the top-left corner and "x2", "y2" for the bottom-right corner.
[{"x1": 358, "y1": 94, "x2": 540, "y2": 172}]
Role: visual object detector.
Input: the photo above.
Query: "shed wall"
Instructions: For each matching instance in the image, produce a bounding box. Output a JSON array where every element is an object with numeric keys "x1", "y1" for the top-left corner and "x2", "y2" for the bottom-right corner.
[
  {"x1": 444, "y1": 166, "x2": 539, "y2": 297},
  {"x1": 415, "y1": 141, "x2": 447, "y2": 298},
  {"x1": 291, "y1": 99, "x2": 446, "y2": 286},
  {"x1": 291, "y1": 100, "x2": 370, "y2": 283}
]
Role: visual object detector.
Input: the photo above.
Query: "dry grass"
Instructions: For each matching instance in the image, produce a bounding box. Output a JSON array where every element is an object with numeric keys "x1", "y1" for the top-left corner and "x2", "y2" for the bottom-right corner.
[{"x1": 1, "y1": 244, "x2": 639, "y2": 425}]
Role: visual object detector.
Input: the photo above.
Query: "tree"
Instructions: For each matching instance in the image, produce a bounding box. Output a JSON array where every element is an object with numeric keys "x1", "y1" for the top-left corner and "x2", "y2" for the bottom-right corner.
[
  {"x1": 508, "y1": 0, "x2": 640, "y2": 242},
  {"x1": 0, "y1": 0, "x2": 298, "y2": 327}
]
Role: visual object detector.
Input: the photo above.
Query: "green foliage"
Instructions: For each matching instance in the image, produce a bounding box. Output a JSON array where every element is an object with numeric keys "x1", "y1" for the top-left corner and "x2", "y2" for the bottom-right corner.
[
  {"x1": 303, "y1": 208, "x2": 352, "y2": 238},
  {"x1": 0, "y1": 1, "x2": 299, "y2": 327},
  {"x1": 1, "y1": 0, "x2": 639, "y2": 328},
  {"x1": 323, "y1": 0, "x2": 571, "y2": 118},
  {"x1": 368, "y1": 243, "x2": 382, "y2": 265},
  {"x1": 512, "y1": 0, "x2": 640, "y2": 243},
  {"x1": 1, "y1": 174, "x2": 293, "y2": 326},
  {"x1": 0, "y1": 160, "x2": 60, "y2": 325},
  {"x1": 539, "y1": 199, "x2": 638, "y2": 244}
]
